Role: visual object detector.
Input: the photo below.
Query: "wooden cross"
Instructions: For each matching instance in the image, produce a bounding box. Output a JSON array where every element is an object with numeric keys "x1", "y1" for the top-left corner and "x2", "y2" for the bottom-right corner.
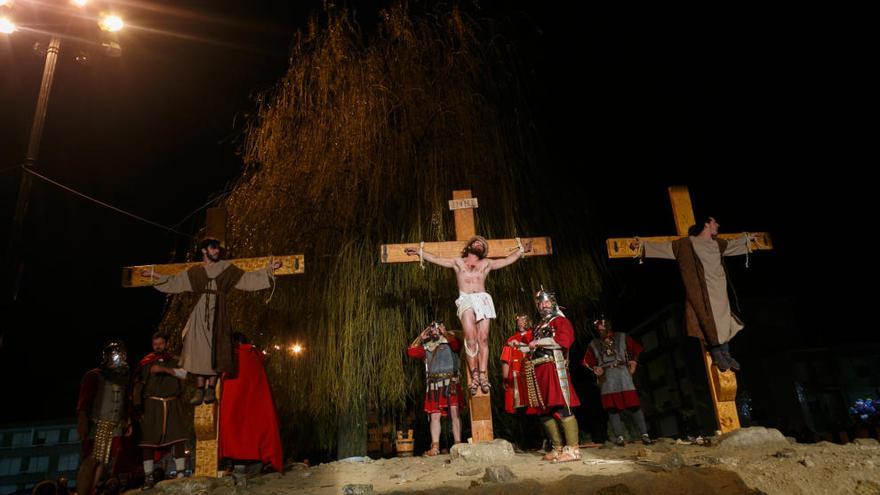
[
  {"x1": 122, "y1": 207, "x2": 305, "y2": 475},
  {"x1": 606, "y1": 186, "x2": 772, "y2": 433},
  {"x1": 121, "y1": 208, "x2": 304, "y2": 287},
  {"x1": 381, "y1": 190, "x2": 553, "y2": 443}
]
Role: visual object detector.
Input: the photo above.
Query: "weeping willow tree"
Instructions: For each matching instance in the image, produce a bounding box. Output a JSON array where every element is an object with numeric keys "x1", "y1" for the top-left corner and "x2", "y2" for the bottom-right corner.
[{"x1": 159, "y1": 3, "x2": 607, "y2": 457}]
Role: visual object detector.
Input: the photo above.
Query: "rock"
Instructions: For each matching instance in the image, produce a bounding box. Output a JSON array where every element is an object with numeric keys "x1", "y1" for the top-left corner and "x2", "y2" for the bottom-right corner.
[
  {"x1": 342, "y1": 484, "x2": 373, "y2": 495},
  {"x1": 450, "y1": 439, "x2": 515, "y2": 464},
  {"x1": 773, "y1": 448, "x2": 796, "y2": 459},
  {"x1": 154, "y1": 476, "x2": 232, "y2": 494},
  {"x1": 650, "y1": 443, "x2": 672, "y2": 453},
  {"x1": 855, "y1": 480, "x2": 880, "y2": 495},
  {"x1": 469, "y1": 480, "x2": 483, "y2": 489},
  {"x1": 482, "y1": 465, "x2": 517, "y2": 483},
  {"x1": 714, "y1": 427, "x2": 788, "y2": 449},
  {"x1": 597, "y1": 483, "x2": 635, "y2": 495},
  {"x1": 853, "y1": 438, "x2": 880, "y2": 446},
  {"x1": 635, "y1": 446, "x2": 648, "y2": 458},
  {"x1": 456, "y1": 467, "x2": 484, "y2": 477},
  {"x1": 799, "y1": 457, "x2": 816, "y2": 468},
  {"x1": 659, "y1": 452, "x2": 686, "y2": 471},
  {"x1": 785, "y1": 436, "x2": 798, "y2": 444},
  {"x1": 247, "y1": 472, "x2": 282, "y2": 486},
  {"x1": 693, "y1": 455, "x2": 721, "y2": 465}
]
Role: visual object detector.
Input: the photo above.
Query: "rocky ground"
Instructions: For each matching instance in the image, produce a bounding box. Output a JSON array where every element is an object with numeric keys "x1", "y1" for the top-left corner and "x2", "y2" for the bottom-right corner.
[{"x1": 132, "y1": 428, "x2": 880, "y2": 495}]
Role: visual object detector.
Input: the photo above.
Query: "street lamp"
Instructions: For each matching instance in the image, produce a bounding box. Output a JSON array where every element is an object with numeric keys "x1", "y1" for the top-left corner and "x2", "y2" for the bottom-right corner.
[
  {"x1": 0, "y1": 16, "x2": 15, "y2": 34},
  {"x1": 98, "y1": 13, "x2": 123, "y2": 32},
  {"x1": 4, "y1": 1, "x2": 126, "y2": 301}
]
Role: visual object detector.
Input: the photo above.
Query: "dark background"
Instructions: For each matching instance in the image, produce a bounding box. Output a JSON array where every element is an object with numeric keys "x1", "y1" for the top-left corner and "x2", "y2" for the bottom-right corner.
[{"x1": 0, "y1": 1, "x2": 852, "y2": 424}]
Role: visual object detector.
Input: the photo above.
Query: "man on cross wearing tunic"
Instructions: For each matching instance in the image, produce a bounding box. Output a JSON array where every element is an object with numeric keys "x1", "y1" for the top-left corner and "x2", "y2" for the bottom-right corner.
[
  {"x1": 404, "y1": 236, "x2": 532, "y2": 394},
  {"x1": 632, "y1": 217, "x2": 753, "y2": 371},
  {"x1": 141, "y1": 238, "x2": 282, "y2": 404}
]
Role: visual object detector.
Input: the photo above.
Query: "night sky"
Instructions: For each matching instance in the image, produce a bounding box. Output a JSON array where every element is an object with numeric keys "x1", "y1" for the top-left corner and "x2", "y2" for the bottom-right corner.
[{"x1": 0, "y1": 1, "x2": 851, "y2": 423}]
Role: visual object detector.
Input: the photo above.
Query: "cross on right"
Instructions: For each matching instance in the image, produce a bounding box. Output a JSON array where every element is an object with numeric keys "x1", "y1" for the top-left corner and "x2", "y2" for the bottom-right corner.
[{"x1": 606, "y1": 186, "x2": 773, "y2": 433}]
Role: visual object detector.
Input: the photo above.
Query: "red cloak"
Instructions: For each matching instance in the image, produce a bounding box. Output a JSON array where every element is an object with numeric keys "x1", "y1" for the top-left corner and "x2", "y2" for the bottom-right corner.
[
  {"x1": 501, "y1": 330, "x2": 531, "y2": 413},
  {"x1": 219, "y1": 344, "x2": 283, "y2": 472},
  {"x1": 523, "y1": 316, "x2": 581, "y2": 415}
]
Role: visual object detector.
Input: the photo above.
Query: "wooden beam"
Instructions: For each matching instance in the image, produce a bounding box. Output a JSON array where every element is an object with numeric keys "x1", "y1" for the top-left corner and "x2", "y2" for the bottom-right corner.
[
  {"x1": 122, "y1": 254, "x2": 305, "y2": 288},
  {"x1": 605, "y1": 233, "x2": 773, "y2": 259},
  {"x1": 380, "y1": 237, "x2": 553, "y2": 263},
  {"x1": 205, "y1": 207, "x2": 228, "y2": 247},
  {"x1": 452, "y1": 190, "x2": 477, "y2": 241},
  {"x1": 668, "y1": 186, "x2": 696, "y2": 236},
  {"x1": 701, "y1": 342, "x2": 741, "y2": 433}
]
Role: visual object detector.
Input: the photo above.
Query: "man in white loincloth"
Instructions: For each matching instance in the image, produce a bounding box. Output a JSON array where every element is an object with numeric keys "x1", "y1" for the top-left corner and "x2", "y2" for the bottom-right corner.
[{"x1": 405, "y1": 236, "x2": 531, "y2": 394}]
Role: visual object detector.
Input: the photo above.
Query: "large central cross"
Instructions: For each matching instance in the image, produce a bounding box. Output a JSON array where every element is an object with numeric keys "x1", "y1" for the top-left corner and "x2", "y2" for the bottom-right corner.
[
  {"x1": 122, "y1": 208, "x2": 305, "y2": 476},
  {"x1": 606, "y1": 186, "x2": 772, "y2": 433},
  {"x1": 381, "y1": 190, "x2": 552, "y2": 443}
]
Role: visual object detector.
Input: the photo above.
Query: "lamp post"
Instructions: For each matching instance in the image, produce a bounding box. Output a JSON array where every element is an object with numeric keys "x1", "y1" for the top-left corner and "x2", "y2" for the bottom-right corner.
[{"x1": 2, "y1": 1, "x2": 125, "y2": 300}]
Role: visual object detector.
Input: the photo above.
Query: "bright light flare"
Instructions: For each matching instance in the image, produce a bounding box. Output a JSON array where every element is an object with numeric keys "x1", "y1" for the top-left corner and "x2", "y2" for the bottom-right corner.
[
  {"x1": 70, "y1": 0, "x2": 88, "y2": 7},
  {"x1": 289, "y1": 344, "x2": 303, "y2": 355},
  {"x1": 98, "y1": 14, "x2": 123, "y2": 32},
  {"x1": 0, "y1": 17, "x2": 15, "y2": 34}
]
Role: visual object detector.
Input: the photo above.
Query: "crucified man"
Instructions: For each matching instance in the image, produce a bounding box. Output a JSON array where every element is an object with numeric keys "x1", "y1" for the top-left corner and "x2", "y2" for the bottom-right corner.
[{"x1": 404, "y1": 236, "x2": 532, "y2": 395}]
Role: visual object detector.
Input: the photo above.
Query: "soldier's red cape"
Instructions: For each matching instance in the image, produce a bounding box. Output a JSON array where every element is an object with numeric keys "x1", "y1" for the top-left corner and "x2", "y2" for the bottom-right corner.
[{"x1": 219, "y1": 343, "x2": 284, "y2": 472}]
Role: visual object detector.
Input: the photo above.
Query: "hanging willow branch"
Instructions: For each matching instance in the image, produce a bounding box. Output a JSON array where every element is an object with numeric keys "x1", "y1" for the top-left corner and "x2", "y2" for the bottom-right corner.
[{"x1": 158, "y1": 3, "x2": 607, "y2": 455}]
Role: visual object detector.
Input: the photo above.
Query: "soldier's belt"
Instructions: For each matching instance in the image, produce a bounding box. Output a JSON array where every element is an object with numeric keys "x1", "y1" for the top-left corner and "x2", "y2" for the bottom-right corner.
[
  {"x1": 427, "y1": 372, "x2": 458, "y2": 380},
  {"x1": 599, "y1": 361, "x2": 628, "y2": 369},
  {"x1": 528, "y1": 356, "x2": 568, "y2": 367}
]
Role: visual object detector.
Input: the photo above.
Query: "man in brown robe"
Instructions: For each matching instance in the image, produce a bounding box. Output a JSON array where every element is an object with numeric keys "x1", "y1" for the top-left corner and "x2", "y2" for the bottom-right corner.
[
  {"x1": 633, "y1": 217, "x2": 752, "y2": 371},
  {"x1": 141, "y1": 238, "x2": 281, "y2": 404},
  {"x1": 134, "y1": 332, "x2": 189, "y2": 488}
]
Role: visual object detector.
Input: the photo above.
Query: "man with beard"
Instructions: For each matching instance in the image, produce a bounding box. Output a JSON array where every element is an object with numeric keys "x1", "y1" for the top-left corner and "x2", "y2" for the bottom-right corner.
[
  {"x1": 632, "y1": 217, "x2": 753, "y2": 371},
  {"x1": 404, "y1": 236, "x2": 532, "y2": 395},
  {"x1": 141, "y1": 238, "x2": 282, "y2": 404},
  {"x1": 134, "y1": 332, "x2": 189, "y2": 488},
  {"x1": 75, "y1": 341, "x2": 132, "y2": 495}
]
